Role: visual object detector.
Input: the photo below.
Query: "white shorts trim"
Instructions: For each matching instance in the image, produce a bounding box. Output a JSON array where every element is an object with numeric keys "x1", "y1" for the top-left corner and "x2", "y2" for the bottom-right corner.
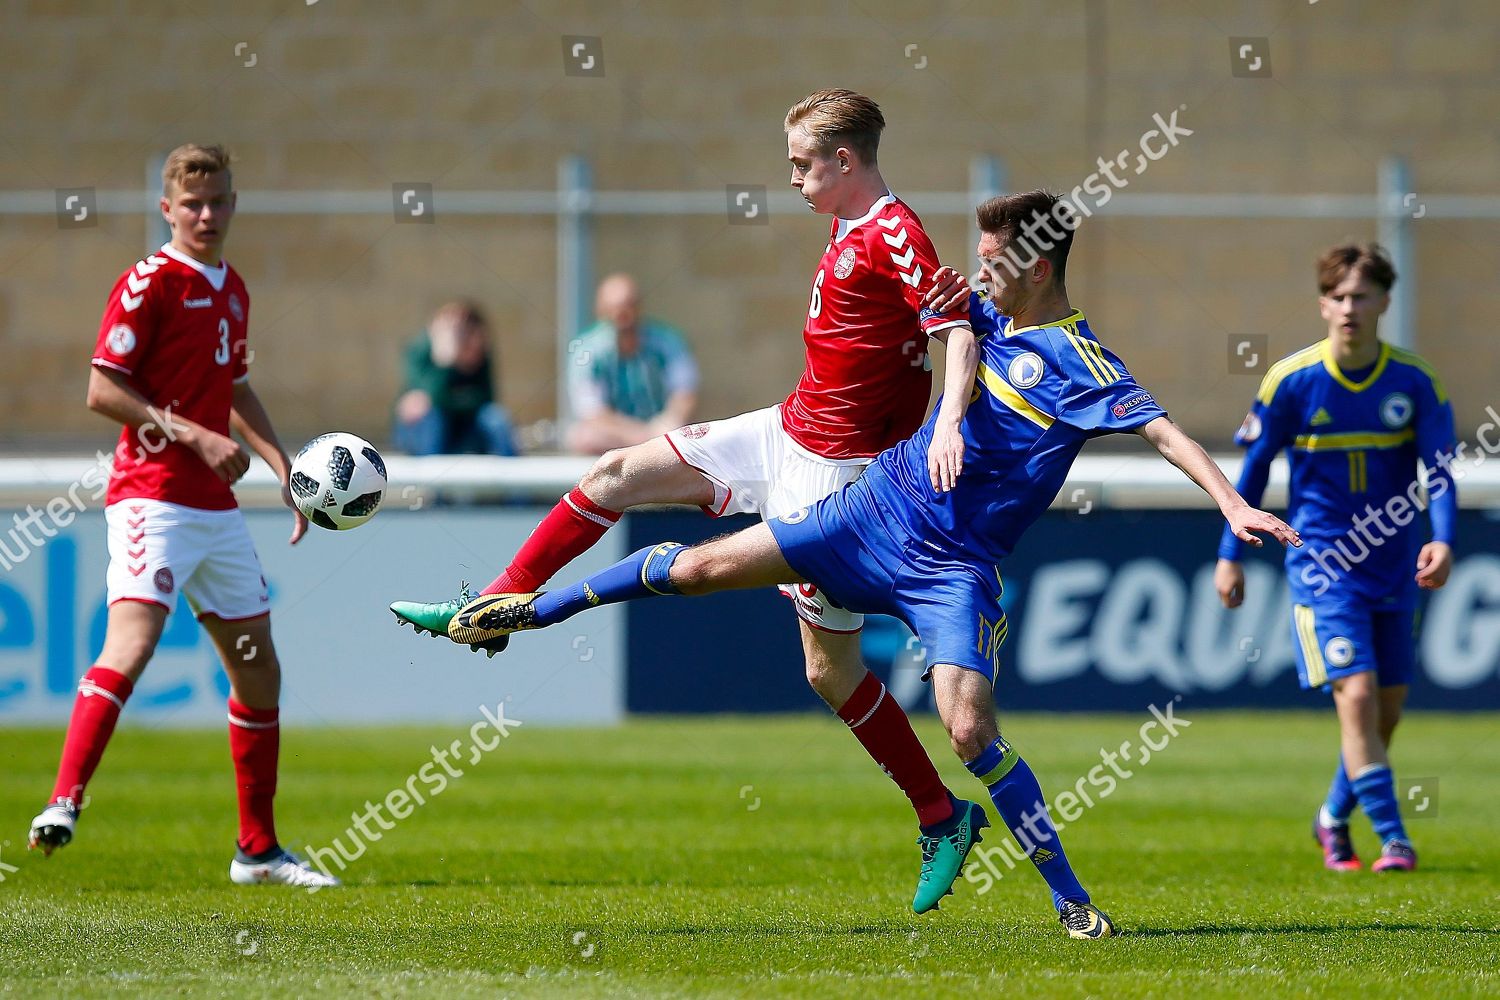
[
  {"x1": 664, "y1": 406, "x2": 869, "y2": 631},
  {"x1": 105, "y1": 499, "x2": 269, "y2": 621}
]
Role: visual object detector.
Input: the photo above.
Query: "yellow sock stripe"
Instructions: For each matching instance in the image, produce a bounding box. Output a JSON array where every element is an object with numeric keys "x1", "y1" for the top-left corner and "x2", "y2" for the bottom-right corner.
[
  {"x1": 640, "y1": 543, "x2": 677, "y2": 596},
  {"x1": 1064, "y1": 327, "x2": 1111, "y2": 385},
  {"x1": 977, "y1": 747, "x2": 1020, "y2": 786}
]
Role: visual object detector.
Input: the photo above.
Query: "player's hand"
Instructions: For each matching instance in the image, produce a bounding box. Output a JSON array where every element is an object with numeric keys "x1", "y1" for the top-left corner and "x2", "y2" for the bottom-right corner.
[
  {"x1": 282, "y1": 481, "x2": 308, "y2": 545},
  {"x1": 1214, "y1": 558, "x2": 1246, "y2": 609},
  {"x1": 1415, "y1": 540, "x2": 1452, "y2": 590},
  {"x1": 922, "y1": 266, "x2": 972, "y2": 314},
  {"x1": 927, "y1": 417, "x2": 964, "y2": 493},
  {"x1": 1225, "y1": 502, "x2": 1300, "y2": 550},
  {"x1": 192, "y1": 430, "x2": 251, "y2": 483}
]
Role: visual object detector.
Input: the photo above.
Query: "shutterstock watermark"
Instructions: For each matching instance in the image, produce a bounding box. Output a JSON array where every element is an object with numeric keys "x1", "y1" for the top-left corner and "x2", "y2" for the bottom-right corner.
[
  {"x1": 302, "y1": 700, "x2": 522, "y2": 888},
  {"x1": 973, "y1": 108, "x2": 1193, "y2": 285},
  {"x1": 0, "y1": 405, "x2": 184, "y2": 573},
  {"x1": 1298, "y1": 405, "x2": 1500, "y2": 596},
  {"x1": 963, "y1": 698, "x2": 1191, "y2": 895}
]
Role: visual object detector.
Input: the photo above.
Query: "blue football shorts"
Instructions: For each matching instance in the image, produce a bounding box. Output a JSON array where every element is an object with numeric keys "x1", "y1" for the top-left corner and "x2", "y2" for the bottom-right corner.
[
  {"x1": 768, "y1": 475, "x2": 1008, "y2": 683},
  {"x1": 1288, "y1": 599, "x2": 1417, "y2": 691}
]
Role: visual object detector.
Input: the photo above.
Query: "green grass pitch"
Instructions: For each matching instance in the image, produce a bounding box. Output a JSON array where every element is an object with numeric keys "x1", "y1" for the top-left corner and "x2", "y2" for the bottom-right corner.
[{"x1": 1, "y1": 711, "x2": 1496, "y2": 998}]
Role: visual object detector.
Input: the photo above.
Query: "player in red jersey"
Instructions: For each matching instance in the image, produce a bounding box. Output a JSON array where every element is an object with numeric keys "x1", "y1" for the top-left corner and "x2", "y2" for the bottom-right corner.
[
  {"x1": 393, "y1": 90, "x2": 991, "y2": 913},
  {"x1": 27, "y1": 144, "x2": 338, "y2": 888}
]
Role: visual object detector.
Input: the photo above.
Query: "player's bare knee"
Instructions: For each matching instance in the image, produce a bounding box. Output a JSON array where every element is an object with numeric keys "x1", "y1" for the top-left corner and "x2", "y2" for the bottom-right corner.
[
  {"x1": 943, "y1": 706, "x2": 999, "y2": 761},
  {"x1": 580, "y1": 447, "x2": 636, "y2": 507},
  {"x1": 670, "y1": 547, "x2": 717, "y2": 595}
]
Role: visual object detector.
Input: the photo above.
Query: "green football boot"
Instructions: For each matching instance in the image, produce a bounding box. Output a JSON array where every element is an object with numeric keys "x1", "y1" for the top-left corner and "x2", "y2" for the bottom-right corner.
[
  {"x1": 391, "y1": 583, "x2": 478, "y2": 642},
  {"x1": 912, "y1": 799, "x2": 990, "y2": 914}
]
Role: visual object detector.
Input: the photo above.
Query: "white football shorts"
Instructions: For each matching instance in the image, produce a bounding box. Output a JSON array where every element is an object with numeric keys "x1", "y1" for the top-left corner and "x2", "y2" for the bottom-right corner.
[
  {"x1": 664, "y1": 404, "x2": 870, "y2": 633},
  {"x1": 105, "y1": 499, "x2": 270, "y2": 621}
]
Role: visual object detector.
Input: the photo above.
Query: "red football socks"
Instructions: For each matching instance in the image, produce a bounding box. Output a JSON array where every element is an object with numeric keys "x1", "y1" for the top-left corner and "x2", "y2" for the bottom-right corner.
[
  {"x1": 836, "y1": 673, "x2": 955, "y2": 827},
  {"x1": 50, "y1": 665, "x2": 134, "y2": 806},
  {"x1": 228, "y1": 699, "x2": 280, "y2": 857},
  {"x1": 481, "y1": 487, "x2": 622, "y2": 595}
]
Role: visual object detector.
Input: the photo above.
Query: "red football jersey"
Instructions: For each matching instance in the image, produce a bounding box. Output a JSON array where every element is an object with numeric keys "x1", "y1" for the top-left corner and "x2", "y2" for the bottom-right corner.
[
  {"x1": 780, "y1": 194, "x2": 968, "y2": 459},
  {"x1": 91, "y1": 244, "x2": 251, "y2": 511}
]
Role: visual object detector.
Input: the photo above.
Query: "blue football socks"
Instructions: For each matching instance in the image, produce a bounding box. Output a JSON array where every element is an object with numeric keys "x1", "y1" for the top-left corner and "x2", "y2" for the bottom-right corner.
[
  {"x1": 533, "y1": 543, "x2": 685, "y2": 627},
  {"x1": 1351, "y1": 764, "x2": 1409, "y2": 845},
  {"x1": 1321, "y1": 755, "x2": 1357, "y2": 827},
  {"x1": 966, "y1": 737, "x2": 1089, "y2": 911}
]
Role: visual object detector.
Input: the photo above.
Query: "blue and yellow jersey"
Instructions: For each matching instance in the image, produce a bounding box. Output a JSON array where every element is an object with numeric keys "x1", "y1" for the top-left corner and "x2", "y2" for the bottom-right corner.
[
  {"x1": 868, "y1": 294, "x2": 1167, "y2": 564},
  {"x1": 1216, "y1": 339, "x2": 1458, "y2": 607}
]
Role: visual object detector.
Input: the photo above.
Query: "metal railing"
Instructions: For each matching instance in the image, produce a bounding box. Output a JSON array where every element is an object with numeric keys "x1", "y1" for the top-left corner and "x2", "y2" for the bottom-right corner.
[{"x1": 6, "y1": 154, "x2": 1497, "y2": 432}]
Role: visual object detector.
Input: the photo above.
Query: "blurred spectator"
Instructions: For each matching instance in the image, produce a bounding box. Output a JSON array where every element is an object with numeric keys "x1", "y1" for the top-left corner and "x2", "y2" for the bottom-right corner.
[
  {"x1": 566, "y1": 273, "x2": 699, "y2": 454},
  {"x1": 394, "y1": 301, "x2": 519, "y2": 456}
]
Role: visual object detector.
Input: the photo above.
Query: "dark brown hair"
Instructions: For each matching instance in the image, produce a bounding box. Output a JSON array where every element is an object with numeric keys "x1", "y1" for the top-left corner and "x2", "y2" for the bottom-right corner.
[
  {"x1": 976, "y1": 189, "x2": 1076, "y2": 284},
  {"x1": 1317, "y1": 242, "x2": 1396, "y2": 294}
]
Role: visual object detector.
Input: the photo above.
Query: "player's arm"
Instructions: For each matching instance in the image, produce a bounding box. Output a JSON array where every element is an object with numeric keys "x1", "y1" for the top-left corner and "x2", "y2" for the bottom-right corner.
[
  {"x1": 87, "y1": 365, "x2": 249, "y2": 482},
  {"x1": 1414, "y1": 372, "x2": 1458, "y2": 590},
  {"x1": 1136, "y1": 415, "x2": 1300, "y2": 553},
  {"x1": 231, "y1": 380, "x2": 307, "y2": 544},
  {"x1": 926, "y1": 324, "x2": 977, "y2": 492},
  {"x1": 903, "y1": 236, "x2": 974, "y2": 492}
]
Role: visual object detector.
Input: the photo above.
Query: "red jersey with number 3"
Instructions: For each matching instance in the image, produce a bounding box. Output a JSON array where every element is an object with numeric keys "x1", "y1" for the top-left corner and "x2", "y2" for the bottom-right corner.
[
  {"x1": 780, "y1": 194, "x2": 969, "y2": 460},
  {"x1": 91, "y1": 244, "x2": 250, "y2": 511}
]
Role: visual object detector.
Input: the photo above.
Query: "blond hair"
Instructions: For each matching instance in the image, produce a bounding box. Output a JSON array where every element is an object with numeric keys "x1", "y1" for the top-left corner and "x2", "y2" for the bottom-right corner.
[
  {"x1": 784, "y1": 89, "x2": 884, "y2": 165},
  {"x1": 161, "y1": 143, "x2": 232, "y2": 196}
]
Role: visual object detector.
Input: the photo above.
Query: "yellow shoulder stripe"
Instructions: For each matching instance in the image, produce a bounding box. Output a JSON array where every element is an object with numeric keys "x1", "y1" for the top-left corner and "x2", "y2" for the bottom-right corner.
[
  {"x1": 977, "y1": 362, "x2": 1055, "y2": 429},
  {"x1": 1257, "y1": 345, "x2": 1323, "y2": 405},
  {"x1": 1063, "y1": 326, "x2": 1120, "y2": 385},
  {"x1": 1388, "y1": 345, "x2": 1449, "y2": 404}
]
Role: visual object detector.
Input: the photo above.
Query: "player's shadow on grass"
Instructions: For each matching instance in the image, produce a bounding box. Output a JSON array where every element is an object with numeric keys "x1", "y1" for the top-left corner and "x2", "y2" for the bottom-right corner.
[{"x1": 1128, "y1": 923, "x2": 1499, "y2": 938}]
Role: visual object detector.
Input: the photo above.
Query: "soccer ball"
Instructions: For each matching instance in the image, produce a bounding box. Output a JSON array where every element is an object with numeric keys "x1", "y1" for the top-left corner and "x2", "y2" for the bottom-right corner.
[{"x1": 289, "y1": 432, "x2": 387, "y2": 530}]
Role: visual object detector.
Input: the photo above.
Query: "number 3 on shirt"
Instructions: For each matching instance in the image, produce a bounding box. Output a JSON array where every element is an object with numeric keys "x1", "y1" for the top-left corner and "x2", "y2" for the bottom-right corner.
[
  {"x1": 214, "y1": 317, "x2": 231, "y2": 365},
  {"x1": 808, "y1": 270, "x2": 825, "y2": 319}
]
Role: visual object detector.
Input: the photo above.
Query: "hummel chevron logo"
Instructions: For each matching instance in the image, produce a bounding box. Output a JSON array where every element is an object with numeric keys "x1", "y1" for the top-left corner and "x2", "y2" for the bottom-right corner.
[
  {"x1": 888, "y1": 245, "x2": 915, "y2": 270},
  {"x1": 135, "y1": 254, "x2": 167, "y2": 277},
  {"x1": 121, "y1": 271, "x2": 151, "y2": 312},
  {"x1": 881, "y1": 227, "x2": 908, "y2": 249},
  {"x1": 899, "y1": 266, "x2": 924, "y2": 287},
  {"x1": 877, "y1": 216, "x2": 901, "y2": 230},
  {"x1": 127, "y1": 564, "x2": 146, "y2": 577}
]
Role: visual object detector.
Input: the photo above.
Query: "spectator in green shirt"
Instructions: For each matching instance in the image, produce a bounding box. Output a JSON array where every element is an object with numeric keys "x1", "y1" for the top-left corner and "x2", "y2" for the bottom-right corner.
[
  {"x1": 394, "y1": 301, "x2": 518, "y2": 456},
  {"x1": 566, "y1": 273, "x2": 699, "y2": 454}
]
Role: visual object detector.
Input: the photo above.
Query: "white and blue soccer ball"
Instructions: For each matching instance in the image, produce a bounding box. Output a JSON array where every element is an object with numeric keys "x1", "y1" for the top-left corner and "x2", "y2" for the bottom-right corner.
[{"x1": 290, "y1": 432, "x2": 387, "y2": 530}]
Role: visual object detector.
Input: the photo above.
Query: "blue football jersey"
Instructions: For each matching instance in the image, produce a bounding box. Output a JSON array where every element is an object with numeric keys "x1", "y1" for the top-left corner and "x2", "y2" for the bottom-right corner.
[
  {"x1": 1217, "y1": 339, "x2": 1458, "y2": 607},
  {"x1": 869, "y1": 294, "x2": 1167, "y2": 564}
]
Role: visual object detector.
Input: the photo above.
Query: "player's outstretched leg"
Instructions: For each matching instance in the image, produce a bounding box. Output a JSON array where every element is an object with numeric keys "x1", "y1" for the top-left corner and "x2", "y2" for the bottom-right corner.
[
  {"x1": 1313, "y1": 755, "x2": 1362, "y2": 871},
  {"x1": 414, "y1": 523, "x2": 798, "y2": 656},
  {"x1": 933, "y1": 665, "x2": 1114, "y2": 939},
  {"x1": 391, "y1": 439, "x2": 714, "y2": 647}
]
